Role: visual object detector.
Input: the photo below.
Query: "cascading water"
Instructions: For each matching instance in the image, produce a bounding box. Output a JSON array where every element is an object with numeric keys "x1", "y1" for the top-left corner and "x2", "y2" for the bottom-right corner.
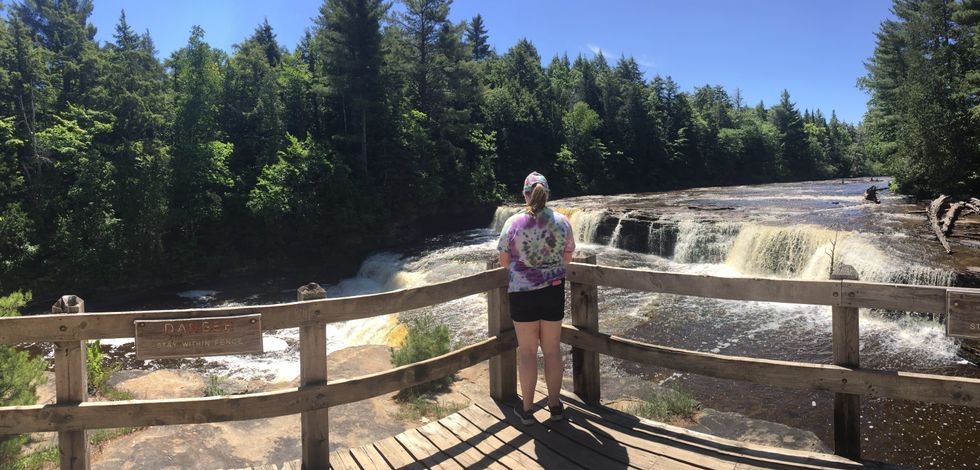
[{"x1": 672, "y1": 218, "x2": 742, "y2": 264}]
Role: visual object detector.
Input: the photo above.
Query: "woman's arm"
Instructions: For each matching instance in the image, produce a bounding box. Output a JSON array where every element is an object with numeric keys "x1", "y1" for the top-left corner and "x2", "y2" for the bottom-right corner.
[{"x1": 499, "y1": 251, "x2": 510, "y2": 269}]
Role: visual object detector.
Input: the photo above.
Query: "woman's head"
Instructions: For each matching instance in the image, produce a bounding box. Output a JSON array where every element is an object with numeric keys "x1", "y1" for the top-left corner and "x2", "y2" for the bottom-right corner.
[{"x1": 523, "y1": 171, "x2": 550, "y2": 217}]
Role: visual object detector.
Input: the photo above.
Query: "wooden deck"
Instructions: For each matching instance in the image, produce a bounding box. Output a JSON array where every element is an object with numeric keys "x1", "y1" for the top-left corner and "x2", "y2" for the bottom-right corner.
[{"x1": 251, "y1": 387, "x2": 904, "y2": 470}]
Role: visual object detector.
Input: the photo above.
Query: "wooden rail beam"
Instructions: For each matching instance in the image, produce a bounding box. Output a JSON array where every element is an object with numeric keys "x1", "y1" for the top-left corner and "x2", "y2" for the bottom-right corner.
[
  {"x1": 0, "y1": 268, "x2": 508, "y2": 344},
  {"x1": 0, "y1": 333, "x2": 517, "y2": 434},
  {"x1": 560, "y1": 326, "x2": 980, "y2": 408}
]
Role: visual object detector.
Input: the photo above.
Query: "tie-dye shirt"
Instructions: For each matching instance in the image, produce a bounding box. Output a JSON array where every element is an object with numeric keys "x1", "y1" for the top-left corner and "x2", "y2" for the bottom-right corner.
[{"x1": 496, "y1": 208, "x2": 576, "y2": 292}]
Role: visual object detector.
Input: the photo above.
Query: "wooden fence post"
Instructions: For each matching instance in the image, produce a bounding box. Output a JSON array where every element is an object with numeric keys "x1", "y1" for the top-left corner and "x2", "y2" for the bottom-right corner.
[
  {"x1": 831, "y1": 265, "x2": 861, "y2": 460},
  {"x1": 487, "y1": 260, "x2": 517, "y2": 401},
  {"x1": 298, "y1": 283, "x2": 329, "y2": 469},
  {"x1": 52, "y1": 295, "x2": 89, "y2": 470},
  {"x1": 571, "y1": 254, "x2": 601, "y2": 405}
]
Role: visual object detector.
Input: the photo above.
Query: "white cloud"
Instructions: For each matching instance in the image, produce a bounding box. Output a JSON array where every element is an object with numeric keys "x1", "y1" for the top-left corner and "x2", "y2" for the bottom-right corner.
[
  {"x1": 586, "y1": 43, "x2": 607, "y2": 57},
  {"x1": 584, "y1": 43, "x2": 656, "y2": 68}
]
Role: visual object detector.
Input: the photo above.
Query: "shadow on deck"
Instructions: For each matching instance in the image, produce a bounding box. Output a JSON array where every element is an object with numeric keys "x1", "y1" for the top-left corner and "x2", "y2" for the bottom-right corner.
[{"x1": 247, "y1": 385, "x2": 904, "y2": 470}]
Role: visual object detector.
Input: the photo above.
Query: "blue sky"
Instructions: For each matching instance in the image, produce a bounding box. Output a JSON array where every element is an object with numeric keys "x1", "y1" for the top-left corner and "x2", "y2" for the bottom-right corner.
[{"x1": 86, "y1": 0, "x2": 894, "y2": 123}]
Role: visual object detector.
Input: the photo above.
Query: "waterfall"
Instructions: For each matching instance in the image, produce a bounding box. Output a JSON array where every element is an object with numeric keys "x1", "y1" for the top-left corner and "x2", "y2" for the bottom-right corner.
[
  {"x1": 673, "y1": 219, "x2": 742, "y2": 264},
  {"x1": 567, "y1": 208, "x2": 607, "y2": 244},
  {"x1": 724, "y1": 224, "x2": 955, "y2": 286},
  {"x1": 489, "y1": 206, "x2": 521, "y2": 232},
  {"x1": 725, "y1": 224, "x2": 833, "y2": 277},
  {"x1": 607, "y1": 218, "x2": 624, "y2": 248}
]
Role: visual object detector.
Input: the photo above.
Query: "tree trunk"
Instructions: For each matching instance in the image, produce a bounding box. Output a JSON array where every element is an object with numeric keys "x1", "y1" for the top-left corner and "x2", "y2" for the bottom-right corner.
[
  {"x1": 928, "y1": 195, "x2": 952, "y2": 254},
  {"x1": 942, "y1": 202, "x2": 966, "y2": 236}
]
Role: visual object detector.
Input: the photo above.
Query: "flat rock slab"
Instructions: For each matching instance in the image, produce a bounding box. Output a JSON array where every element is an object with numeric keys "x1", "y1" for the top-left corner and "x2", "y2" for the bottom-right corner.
[
  {"x1": 91, "y1": 345, "x2": 414, "y2": 469},
  {"x1": 109, "y1": 369, "x2": 206, "y2": 399}
]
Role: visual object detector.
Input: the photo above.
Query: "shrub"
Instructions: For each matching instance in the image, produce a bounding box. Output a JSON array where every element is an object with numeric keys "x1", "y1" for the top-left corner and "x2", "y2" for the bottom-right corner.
[
  {"x1": 626, "y1": 387, "x2": 701, "y2": 423},
  {"x1": 203, "y1": 374, "x2": 226, "y2": 397},
  {"x1": 86, "y1": 340, "x2": 120, "y2": 395},
  {"x1": 390, "y1": 314, "x2": 453, "y2": 397},
  {"x1": 0, "y1": 292, "x2": 47, "y2": 465}
]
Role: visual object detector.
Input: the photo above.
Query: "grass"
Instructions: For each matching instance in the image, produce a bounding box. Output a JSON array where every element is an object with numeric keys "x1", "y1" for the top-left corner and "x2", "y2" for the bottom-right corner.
[
  {"x1": 11, "y1": 427, "x2": 141, "y2": 470},
  {"x1": 203, "y1": 374, "x2": 226, "y2": 397},
  {"x1": 395, "y1": 392, "x2": 465, "y2": 422},
  {"x1": 626, "y1": 387, "x2": 701, "y2": 423}
]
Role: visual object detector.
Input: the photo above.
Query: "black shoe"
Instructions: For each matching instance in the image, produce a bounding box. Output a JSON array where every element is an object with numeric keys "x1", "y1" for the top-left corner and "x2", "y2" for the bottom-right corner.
[
  {"x1": 548, "y1": 402, "x2": 565, "y2": 421},
  {"x1": 514, "y1": 406, "x2": 535, "y2": 425}
]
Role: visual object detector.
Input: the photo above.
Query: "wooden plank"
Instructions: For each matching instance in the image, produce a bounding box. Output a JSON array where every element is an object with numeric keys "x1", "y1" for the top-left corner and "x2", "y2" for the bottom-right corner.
[
  {"x1": 473, "y1": 400, "x2": 627, "y2": 470},
  {"x1": 330, "y1": 449, "x2": 361, "y2": 470},
  {"x1": 439, "y1": 413, "x2": 543, "y2": 470},
  {"x1": 560, "y1": 326, "x2": 980, "y2": 408},
  {"x1": 0, "y1": 268, "x2": 507, "y2": 344},
  {"x1": 523, "y1": 391, "x2": 660, "y2": 468},
  {"x1": 549, "y1": 387, "x2": 865, "y2": 470},
  {"x1": 832, "y1": 264, "x2": 861, "y2": 461},
  {"x1": 487, "y1": 261, "x2": 517, "y2": 401},
  {"x1": 0, "y1": 334, "x2": 515, "y2": 433},
  {"x1": 570, "y1": 254, "x2": 600, "y2": 405},
  {"x1": 567, "y1": 263, "x2": 843, "y2": 306},
  {"x1": 395, "y1": 429, "x2": 463, "y2": 470},
  {"x1": 947, "y1": 289, "x2": 980, "y2": 338},
  {"x1": 841, "y1": 280, "x2": 949, "y2": 314},
  {"x1": 372, "y1": 437, "x2": 424, "y2": 470},
  {"x1": 298, "y1": 284, "x2": 330, "y2": 470},
  {"x1": 417, "y1": 420, "x2": 506, "y2": 469},
  {"x1": 456, "y1": 406, "x2": 584, "y2": 469},
  {"x1": 348, "y1": 444, "x2": 392, "y2": 470},
  {"x1": 134, "y1": 314, "x2": 263, "y2": 360},
  {"x1": 52, "y1": 295, "x2": 89, "y2": 470}
]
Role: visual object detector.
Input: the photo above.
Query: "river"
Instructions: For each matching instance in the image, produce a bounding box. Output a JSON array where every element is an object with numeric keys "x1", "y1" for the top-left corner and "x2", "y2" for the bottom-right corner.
[{"x1": 88, "y1": 177, "x2": 980, "y2": 468}]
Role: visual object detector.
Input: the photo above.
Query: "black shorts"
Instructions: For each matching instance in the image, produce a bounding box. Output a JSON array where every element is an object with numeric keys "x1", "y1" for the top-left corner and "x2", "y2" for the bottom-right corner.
[{"x1": 508, "y1": 281, "x2": 566, "y2": 322}]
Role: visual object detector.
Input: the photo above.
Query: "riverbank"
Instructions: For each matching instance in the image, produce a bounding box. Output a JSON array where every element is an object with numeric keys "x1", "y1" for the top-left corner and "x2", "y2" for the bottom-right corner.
[{"x1": 18, "y1": 345, "x2": 828, "y2": 469}]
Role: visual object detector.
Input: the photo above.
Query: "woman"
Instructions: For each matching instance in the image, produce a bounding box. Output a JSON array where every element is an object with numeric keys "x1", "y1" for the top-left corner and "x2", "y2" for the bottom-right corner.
[{"x1": 496, "y1": 171, "x2": 575, "y2": 424}]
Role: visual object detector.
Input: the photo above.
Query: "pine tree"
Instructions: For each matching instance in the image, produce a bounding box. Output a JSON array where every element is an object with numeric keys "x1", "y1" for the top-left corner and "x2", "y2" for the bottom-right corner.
[
  {"x1": 465, "y1": 14, "x2": 491, "y2": 60},
  {"x1": 316, "y1": 0, "x2": 387, "y2": 176}
]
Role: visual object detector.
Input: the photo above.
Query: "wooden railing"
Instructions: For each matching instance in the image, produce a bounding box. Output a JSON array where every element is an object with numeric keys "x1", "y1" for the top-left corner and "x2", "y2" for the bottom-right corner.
[
  {"x1": 0, "y1": 265, "x2": 517, "y2": 470},
  {"x1": 2, "y1": 255, "x2": 979, "y2": 468},
  {"x1": 564, "y1": 255, "x2": 980, "y2": 461}
]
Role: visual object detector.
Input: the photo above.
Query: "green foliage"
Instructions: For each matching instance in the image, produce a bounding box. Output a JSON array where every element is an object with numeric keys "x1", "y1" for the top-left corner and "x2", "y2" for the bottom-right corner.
[
  {"x1": 390, "y1": 314, "x2": 453, "y2": 397},
  {"x1": 626, "y1": 387, "x2": 701, "y2": 423},
  {"x1": 0, "y1": 291, "x2": 46, "y2": 465},
  {"x1": 203, "y1": 374, "x2": 226, "y2": 397},
  {"x1": 86, "y1": 340, "x2": 120, "y2": 394},
  {"x1": 861, "y1": 0, "x2": 980, "y2": 196}
]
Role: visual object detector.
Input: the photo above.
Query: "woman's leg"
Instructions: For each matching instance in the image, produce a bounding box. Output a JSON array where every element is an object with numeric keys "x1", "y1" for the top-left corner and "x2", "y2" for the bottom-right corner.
[
  {"x1": 539, "y1": 319, "x2": 563, "y2": 406},
  {"x1": 513, "y1": 320, "x2": 541, "y2": 411}
]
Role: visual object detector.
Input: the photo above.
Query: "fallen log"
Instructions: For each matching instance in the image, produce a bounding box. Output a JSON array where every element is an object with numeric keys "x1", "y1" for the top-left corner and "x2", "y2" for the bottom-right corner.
[
  {"x1": 928, "y1": 195, "x2": 952, "y2": 254},
  {"x1": 942, "y1": 202, "x2": 966, "y2": 235}
]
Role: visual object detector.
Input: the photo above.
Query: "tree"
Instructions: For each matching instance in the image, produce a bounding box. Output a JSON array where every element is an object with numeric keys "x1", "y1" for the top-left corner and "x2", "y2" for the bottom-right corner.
[
  {"x1": 316, "y1": 0, "x2": 387, "y2": 176},
  {"x1": 0, "y1": 291, "x2": 46, "y2": 464},
  {"x1": 771, "y1": 89, "x2": 807, "y2": 179},
  {"x1": 169, "y1": 26, "x2": 233, "y2": 242},
  {"x1": 465, "y1": 14, "x2": 491, "y2": 60},
  {"x1": 861, "y1": 0, "x2": 978, "y2": 195},
  {"x1": 222, "y1": 20, "x2": 286, "y2": 187}
]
